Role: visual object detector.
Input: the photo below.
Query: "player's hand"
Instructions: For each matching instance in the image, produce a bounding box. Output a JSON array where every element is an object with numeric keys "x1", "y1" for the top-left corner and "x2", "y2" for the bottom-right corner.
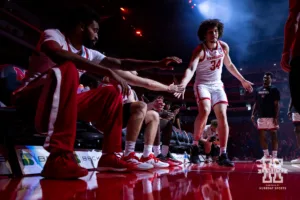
[
  {"x1": 241, "y1": 80, "x2": 254, "y2": 93},
  {"x1": 174, "y1": 90, "x2": 185, "y2": 99},
  {"x1": 158, "y1": 56, "x2": 182, "y2": 70},
  {"x1": 273, "y1": 118, "x2": 279, "y2": 126},
  {"x1": 109, "y1": 70, "x2": 130, "y2": 97},
  {"x1": 168, "y1": 83, "x2": 185, "y2": 93},
  {"x1": 174, "y1": 84, "x2": 186, "y2": 99},
  {"x1": 287, "y1": 111, "x2": 292, "y2": 120},
  {"x1": 281, "y1": 52, "x2": 291, "y2": 73}
]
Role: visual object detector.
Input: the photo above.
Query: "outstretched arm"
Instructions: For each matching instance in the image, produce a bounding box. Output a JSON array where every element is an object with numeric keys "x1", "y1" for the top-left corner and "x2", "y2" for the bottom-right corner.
[
  {"x1": 42, "y1": 40, "x2": 113, "y2": 77},
  {"x1": 100, "y1": 56, "x2": 182, "y2": 71},
  {"x1": 112, "y1": 70, "x2": 184, "y2": 93},
  {"x1": 174, "y1": 45, "x2": 202, "y2": 99},
  {"x1": 221, "y1": 41, "x2": 254, "y2": 93},
  {"x1": 180, "y1": 45, "x2": 202, "y2": 87}
]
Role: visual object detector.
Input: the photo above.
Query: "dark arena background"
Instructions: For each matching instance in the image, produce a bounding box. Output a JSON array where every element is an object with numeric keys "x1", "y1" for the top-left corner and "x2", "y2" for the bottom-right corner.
[{"x1": 0, "y1": 0, "x2": 299, "y2": 199}]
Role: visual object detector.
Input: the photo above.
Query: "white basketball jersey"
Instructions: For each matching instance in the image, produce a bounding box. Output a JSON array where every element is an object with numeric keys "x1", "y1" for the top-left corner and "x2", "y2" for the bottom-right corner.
[{"x1": 194, "y1": 41, "x2": 225, "y2": 85}]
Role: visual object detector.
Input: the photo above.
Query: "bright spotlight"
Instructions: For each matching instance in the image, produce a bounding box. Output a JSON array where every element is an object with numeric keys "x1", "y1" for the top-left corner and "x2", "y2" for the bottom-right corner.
[
  {"x1": 198, "y1": 1, "x2": 210, "y2": 16},
  {"x1": 197, "y1": 0, "x2": 231, "y2": 23}
]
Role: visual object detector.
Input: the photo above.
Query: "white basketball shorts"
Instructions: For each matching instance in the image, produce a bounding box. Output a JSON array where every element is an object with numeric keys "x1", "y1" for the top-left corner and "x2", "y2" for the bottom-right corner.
[
  {"x1": 194, "y1": 84, "x2": 228, "y2": 107},
  {"x1": 257, "y1": 118, "x2": 279, "y2": 130}
]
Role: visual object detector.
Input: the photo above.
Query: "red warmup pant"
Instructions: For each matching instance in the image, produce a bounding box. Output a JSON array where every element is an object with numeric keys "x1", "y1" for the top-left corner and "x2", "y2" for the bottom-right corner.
[{"x1": 13, "y1": 62, "x2": 123, "y2": 153}]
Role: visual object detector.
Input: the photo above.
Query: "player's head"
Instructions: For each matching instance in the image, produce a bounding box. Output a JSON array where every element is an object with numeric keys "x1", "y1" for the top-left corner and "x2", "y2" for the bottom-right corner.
[
  {"x1": 62, "y1": 5, "x2": 100, "y2": 48},
  {"x1": 197, "y1": 19, "x2": 224, "y2": 43},
  {"x1": 210, "y1": 119, "x2": 218, "y2": 131},
  {"x1": 263, "y1": 72, "x2": 273, "y2": 86}
]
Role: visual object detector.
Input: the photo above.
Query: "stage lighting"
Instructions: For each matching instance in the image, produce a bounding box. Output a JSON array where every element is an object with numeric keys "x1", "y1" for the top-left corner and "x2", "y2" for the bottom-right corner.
[{"x1": 136, "y1": 30, "x2": 142, "y2": 36}]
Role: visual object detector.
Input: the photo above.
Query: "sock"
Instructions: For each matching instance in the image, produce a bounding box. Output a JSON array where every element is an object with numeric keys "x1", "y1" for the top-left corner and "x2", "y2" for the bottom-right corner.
[
  {"x1": 152, "y1": 178, "x2": 162, "y2": 191},
  {"x1": 224, "y1": 179, "x2": 229, "y2": 188},
  {"x1": 272, "y1": 151, "x2": 277, "y2": 158},
  {"x1": 143, "y1": 179, "x2": 152, "y2": 194},
  {"x1": 161, "y1": 145, "x2": 169, "y2": 156},
  {"x1": 124, "y1": 141, "x2": 136, "y2": 156},
  {"x1": 263, "y1": 149, "x2": 269, "y2": 157},
  {"x1": 153, "y1": 146, "x2": 161, "y2": 157},
  {"x1": 143, "y1": 145, "x2": 153, "y2": 157},
  {"x1": 193, "y1": 140, "x2": 198, "y2": 146},
  {"x1": 220, "y1": 147, "x2": 226, "y2": 155}
]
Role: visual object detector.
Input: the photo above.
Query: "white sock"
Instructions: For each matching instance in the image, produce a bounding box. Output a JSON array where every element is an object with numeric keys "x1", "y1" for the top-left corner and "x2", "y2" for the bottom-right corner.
[
  {"x1": 220, "y1": 147, "x2": 226, "y2": 155},
  {"x1": 153, "y1": 145, "x2": 161, "y2": 157},
  {"x1": 263, "y1": 149, "x2": 269, "y2": 157},
  {"x1": 224, "y1": 179, "x2": 229, "y2": 188},
  {"x1": 152, "y1": 178, "x2": 162, "y2": 191},
  {"x1": 272, "y1": 151, "x2": 277, "y2": 158},
  {"x1": 124, "y1": 141, "x2": 136, "y2": 156},
  {"x1": 162, "y1": 145, "x2": 169, "y2": 156},
  {"x1": 193, "y1": 140, "x2": 198, "y2": 146},
  {"x1": 143, "y1": 145, "x2": 153, "y2": 157},
  {"x1": 143, "y1": 179, "x2": 152, "y2": 194}
]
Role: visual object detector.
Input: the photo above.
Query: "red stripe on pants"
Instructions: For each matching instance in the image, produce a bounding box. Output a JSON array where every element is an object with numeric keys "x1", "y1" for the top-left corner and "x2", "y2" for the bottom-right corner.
[{"x1": 13, "y1": 62, "x2": 123, "y2": 153}]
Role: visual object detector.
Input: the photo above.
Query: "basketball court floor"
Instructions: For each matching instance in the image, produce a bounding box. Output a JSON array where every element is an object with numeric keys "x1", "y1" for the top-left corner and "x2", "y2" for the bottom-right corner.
[{"x1": 1, "y1": 161, "x2": 299, "y2": 200}]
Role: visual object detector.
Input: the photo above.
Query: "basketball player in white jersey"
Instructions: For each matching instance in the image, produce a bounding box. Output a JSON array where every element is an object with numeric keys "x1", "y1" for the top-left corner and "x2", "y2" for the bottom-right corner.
[{"x1": 174, "y1": 19, "x2": 253, "y2": 166}]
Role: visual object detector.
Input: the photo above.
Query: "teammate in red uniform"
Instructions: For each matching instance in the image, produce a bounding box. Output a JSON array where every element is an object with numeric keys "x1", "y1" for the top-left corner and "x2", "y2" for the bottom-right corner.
[
  {"x1": 174, "y1": 19, "x2": 253, "y2": 166},
  {"x1": 13, "y1": 5, "x2": 182, "y2": 179},
  {"x1": 281, "y1": 0, "x2": 300, "y2": 112}
]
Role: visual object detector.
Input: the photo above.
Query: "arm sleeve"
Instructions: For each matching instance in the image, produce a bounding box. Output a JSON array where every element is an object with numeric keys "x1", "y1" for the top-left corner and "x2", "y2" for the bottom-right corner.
[
  {"x1": 40, "y1": 29, "x2": 65, "y2": 46},
  {"x1": 89, "y1": 49, "x2": 106, "y2": 64}
]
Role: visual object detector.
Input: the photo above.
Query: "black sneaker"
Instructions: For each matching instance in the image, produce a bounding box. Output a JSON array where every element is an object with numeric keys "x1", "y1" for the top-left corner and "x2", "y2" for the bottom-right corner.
[
  {"x1": 156, "y1": 153, "x2": 168, "y2": 161},
  {"x1": 218, "y1": 153, "x2": 234, "y2": 167},
  {"x1": 190, "y1": 145, "x2": 201, "y2": 164},
  {"x1": 166, "y1": 151, "x2": 183, "y2": 165}
]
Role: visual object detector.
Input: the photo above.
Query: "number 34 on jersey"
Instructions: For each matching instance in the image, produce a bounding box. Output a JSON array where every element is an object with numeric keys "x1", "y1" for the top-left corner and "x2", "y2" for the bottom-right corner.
[{"x1": 210, "y1": 59, "x2": 221, "y2": 71}]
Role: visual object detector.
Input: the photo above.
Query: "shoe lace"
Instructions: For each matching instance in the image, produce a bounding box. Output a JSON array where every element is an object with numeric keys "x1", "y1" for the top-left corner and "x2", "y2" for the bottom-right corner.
[
  {"x1": 115, "y1": 152, "x2": 131, "y2": 166},
  {"x1": 150, "y1": 154, "x2": 160, "y2": 163},
  {"x1": 114, "y1": 152, "x2": 123, "y2": 159}
]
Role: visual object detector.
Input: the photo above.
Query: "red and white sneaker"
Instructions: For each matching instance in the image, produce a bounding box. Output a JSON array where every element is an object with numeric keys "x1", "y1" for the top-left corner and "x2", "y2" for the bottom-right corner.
[
  {"x1": 97, "y1": 153, "x2": 136, "y2": 172},
  {"x1": 140, "y1": 153, "x2": 169, "y2": 168},
  {"x1": 123, "y1": 152, "x2": 154, "y2": 171}
]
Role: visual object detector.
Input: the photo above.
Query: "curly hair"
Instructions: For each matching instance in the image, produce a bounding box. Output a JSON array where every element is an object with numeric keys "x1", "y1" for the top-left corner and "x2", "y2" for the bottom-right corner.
[{"x1": 197, "y1": 19, "x2": 224, "y2": 42}]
